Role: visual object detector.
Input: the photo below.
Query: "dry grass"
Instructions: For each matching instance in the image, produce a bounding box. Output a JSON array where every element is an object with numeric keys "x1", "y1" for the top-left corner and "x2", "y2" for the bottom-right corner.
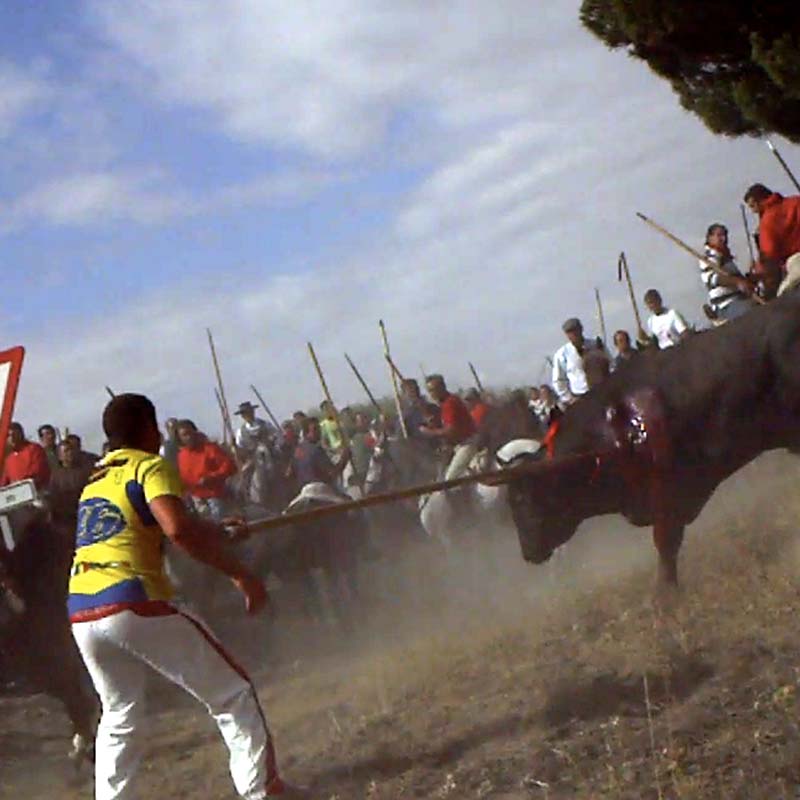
[{"x1": 4, "y1": 452, "x2": 800, "y2": 799}]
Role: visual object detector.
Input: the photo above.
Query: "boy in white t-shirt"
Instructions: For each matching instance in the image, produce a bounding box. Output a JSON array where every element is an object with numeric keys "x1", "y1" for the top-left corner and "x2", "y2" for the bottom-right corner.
[{"x1": 644, "y1": 289, "x2": 690, "y2": 349}]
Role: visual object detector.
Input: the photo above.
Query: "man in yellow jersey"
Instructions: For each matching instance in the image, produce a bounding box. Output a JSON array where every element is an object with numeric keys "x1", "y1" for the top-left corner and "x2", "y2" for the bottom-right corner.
[{"x1": 68, "y1": 394, "x2": 307, "y2": 800}]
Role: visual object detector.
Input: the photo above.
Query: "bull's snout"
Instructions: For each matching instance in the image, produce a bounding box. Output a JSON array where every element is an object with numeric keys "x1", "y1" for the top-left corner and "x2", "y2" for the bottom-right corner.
[
  {"x1": 508, "y1": 484, "x2": 551, "y2": 563},
  {"x1": 517, "y1": 529, "x2": 554, "y2": 564}
]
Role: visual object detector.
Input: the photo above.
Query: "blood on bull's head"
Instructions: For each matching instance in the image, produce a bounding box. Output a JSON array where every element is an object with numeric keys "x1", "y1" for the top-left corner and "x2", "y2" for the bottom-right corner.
[{"x1": 506, "y1": 452, "x2": 619, "y2": 564}]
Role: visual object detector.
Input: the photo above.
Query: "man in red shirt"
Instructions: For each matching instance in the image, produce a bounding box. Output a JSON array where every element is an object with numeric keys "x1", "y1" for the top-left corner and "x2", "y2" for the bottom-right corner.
[
  {"x1": 420, "y1": 374, "x2": 478, "y2": 480},
  {"x1": 176, "y1": 419, "x2": 237, "y2": 520},
  {"x1": 744, "y1": 183, "x2": 800, "y2": 297},
  {"x1": 464, "y1": 388, "x2": 491, "y2": 429},
  {"x1": 2, "y1": 422, "x2": 50, "y2": 490}
]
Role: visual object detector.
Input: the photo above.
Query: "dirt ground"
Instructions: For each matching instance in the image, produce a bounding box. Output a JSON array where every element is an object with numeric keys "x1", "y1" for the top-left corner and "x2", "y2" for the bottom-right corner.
[{"x1": 3, "y1": 451, "x2": 800, "y2": 799}]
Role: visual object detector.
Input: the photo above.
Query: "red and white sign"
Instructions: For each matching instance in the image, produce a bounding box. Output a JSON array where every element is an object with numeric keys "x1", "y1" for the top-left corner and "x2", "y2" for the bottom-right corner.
[{"x1": 0, "y1": 346, "x2": 25, "y2": 476}]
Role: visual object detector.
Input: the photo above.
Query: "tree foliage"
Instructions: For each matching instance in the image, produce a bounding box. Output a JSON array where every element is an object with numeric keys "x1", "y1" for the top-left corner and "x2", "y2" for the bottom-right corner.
[{"x1": 580, "y1": 0, "x2": 800, "y2": 142}]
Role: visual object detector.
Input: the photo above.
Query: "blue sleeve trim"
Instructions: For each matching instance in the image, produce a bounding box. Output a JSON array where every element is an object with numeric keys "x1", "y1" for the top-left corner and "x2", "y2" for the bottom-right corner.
[{"x1": 125, "y1": 479, "x2": 157, "y2": 526}]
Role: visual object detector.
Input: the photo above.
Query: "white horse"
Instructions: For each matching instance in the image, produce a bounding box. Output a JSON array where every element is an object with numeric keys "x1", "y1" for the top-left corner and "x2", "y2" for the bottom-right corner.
[
  {"x1": 418, "y1": 438, "x2": 542, "y2": 546},
  {"x1": 363, "y1": 432, "x2": 542, "y2": 546}
]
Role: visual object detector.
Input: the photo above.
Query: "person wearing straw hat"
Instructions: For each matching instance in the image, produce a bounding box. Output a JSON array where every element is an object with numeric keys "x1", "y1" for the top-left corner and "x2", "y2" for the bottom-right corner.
[
  {"x1": 234, "y1": 402, "x2": 275, "y2": 454},
  {"x1": 233, "y1": 401, "x2": 276, "y2": 508}
]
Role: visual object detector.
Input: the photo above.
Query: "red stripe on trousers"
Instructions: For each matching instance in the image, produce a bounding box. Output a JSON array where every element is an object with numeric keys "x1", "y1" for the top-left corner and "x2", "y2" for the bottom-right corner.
[{"x1": 177, "y1": 611, "x2": 283, "y2": 794}]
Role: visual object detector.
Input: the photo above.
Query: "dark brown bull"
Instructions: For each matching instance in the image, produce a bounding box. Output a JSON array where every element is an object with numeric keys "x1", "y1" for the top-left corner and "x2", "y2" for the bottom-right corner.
[{"x1": 506, "y1": 289, "x2": 800, "y2": 589}]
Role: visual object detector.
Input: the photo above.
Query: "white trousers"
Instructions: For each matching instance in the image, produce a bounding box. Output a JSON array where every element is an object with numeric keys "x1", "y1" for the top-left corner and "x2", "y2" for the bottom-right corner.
[
  {"x1": 72, "y1": 608, "x2": 281, "y2": 800},
  {"x1": 444, "y1": 441, "x2": 479, "y2": 481},
  {"x1": 420, "y1": 442, "x2": 479, "y2": 545},
  {"x1": 777, "y1": 252, "x2": 800, "y2": 296}
]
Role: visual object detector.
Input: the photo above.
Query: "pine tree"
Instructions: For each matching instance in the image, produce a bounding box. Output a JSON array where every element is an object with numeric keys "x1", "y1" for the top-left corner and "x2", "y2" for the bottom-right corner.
[{"x1": 580, "y1": 1, "x2": 800, "y2": 142}]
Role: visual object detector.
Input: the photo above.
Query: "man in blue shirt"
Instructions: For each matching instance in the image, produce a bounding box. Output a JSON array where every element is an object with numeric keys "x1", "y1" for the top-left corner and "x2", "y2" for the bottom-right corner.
[{"x1": 292, "y1": 417, "x2": 349, "y2": 489}]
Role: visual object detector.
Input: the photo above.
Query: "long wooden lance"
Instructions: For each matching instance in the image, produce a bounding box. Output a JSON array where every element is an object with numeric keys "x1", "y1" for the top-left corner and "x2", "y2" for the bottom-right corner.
[
  {"x1": 468, "y1": 362, "x2": 485, "y2": 393},
  {"x1": 384, "y1": 352, "x2": 405, "y2": 383},
  {"x1": 636, "y1": 213, "x2": 766, "y2": 305},
  {"x1": 594, "y1": 288, "x2": 608, "y2": 346},
  {"x1": 249, "y1": 384, "x2": 281, "y2": 430},
  {"x1": 378, "y1": 320, "x2": 409, "y2": 439},
  {"x1": 617, "y1": 252, "x2": 645, "y2": 337},
  {"x1": 766, "y1": 139, "x2": 800, "y2": 194},
  {"x1": 307, "y1": 341, "x2": 350, "y2": 449},
  {"x1": 739, "y1": 205, "x2": 756, "y2": 265},
  {"x1": 344, "y1": 353, "x2": 383, "y2": 417},
  {"x1": 240, "y1": 450, "x2": 598, "y2": 535},
  {"x1": 214, "y1": 387, "x2": 233, "y2": 445},
  {"x1": 207, "y1": 329, "x2": 242, "y2": 466}
]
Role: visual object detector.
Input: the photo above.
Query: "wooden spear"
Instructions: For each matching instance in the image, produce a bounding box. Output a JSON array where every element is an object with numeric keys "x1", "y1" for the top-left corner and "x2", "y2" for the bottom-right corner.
[
  {"x1": 594, "y1": 288, "x2": 608, "y2": 346},
  {"x1": 636, "y1": 213, "x2": 765, "y2": 305},
  {"x1": 240, "y1": 450, "x2": 598, "y2": 534},
  {"x1": 468, "y1": 361, "x2": 485, "y2": 393},
  {"x1": 207, "y1": 328, "x2": 242, "y2": 464},
  {"x1": 378, "y1": 320, "x2": 409, "y2": 439},
  {"x1": 617, "y1": 252, "x2": 645, "y2": 337},
  {"x1": 249, "y1": 384, "x2": 281, "y2": 430},
  {"x1": 344, "y1": 353, "x2": 383, "y2": 417},
  {"x1": 766, "y1": 139, "x2": 800, "y2": 193},
  {"x1": 307, "y1": 342, "x2": 350, "y2": 449},
  {"x1": 739, "y1": 205, "x2": 756, "y2": 265},
  {"x1": 214, "y1": 387, "x2": 233, "y2": 445},
  {"x1": 385, "y1": 352, "x2": 405, "y2": 383}
]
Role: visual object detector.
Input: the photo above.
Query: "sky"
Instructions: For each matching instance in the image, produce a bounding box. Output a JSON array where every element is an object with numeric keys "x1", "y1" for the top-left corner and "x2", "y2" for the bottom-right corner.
[{"x1": 2, "y1": 0, "x2": 799, "y2": 448}]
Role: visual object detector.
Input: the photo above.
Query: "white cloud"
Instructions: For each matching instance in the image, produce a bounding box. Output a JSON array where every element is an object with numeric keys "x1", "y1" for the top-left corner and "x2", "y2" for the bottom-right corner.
[
  {"x1": 87, "y1": 0, "x2": 585, "y2": 157},
  {"x1": 4, "y1": 170, "x2": 183, "y2": 228},
  {"x1": 1, "y1": 167, "x2": 343, "y2": 231},
  {"x1": 6, "y1": 0, "x2": 800, "y2": 450},
  {"x1": 0, "y1": 60, "x2": 49, "y2": 137}
]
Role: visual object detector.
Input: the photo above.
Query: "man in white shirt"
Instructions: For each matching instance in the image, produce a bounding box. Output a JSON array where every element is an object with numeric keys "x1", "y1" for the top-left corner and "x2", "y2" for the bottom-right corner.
[
  {"x1": 552, "y1": 318, "x2": 605, "y2": 406},
  {"x1": 644, "y1": 289, "x2": 690, "y2": 349},
  {"x1": 234, "y1": 402, "x2": 275, "y2": 452},
  {"x1": 234, "y1": 401, "x2": 276, "y2": 507}
]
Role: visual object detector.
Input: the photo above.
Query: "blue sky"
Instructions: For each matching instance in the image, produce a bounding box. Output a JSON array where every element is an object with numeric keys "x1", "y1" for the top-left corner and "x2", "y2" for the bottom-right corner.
[{"x1": 2, "y1": 0, "x2": 799, "y2": 447}]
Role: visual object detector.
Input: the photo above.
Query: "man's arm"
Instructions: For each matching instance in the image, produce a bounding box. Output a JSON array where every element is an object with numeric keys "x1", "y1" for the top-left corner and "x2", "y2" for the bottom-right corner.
[
  {"x1": 552, "y1": 351, "x2": 572, "y2": 406},
  {"x1": 757, "y1": 216, "x2": 782, "y2": 263},
  {"x1": 702, "y1": 255, "x2": 752, "y2": 294},
  {"x1": 206, "y1": 443, "x2": 237, "y2": 481},
  {"x1": 32, "y1": 446, "x2": 51, "y2": 490},
  {"x1": 150, "y1": 494, "x2": 266, "y2": 613},
  {"x1": 419, "y1": 401, "x2": 458, "y2": 442},
  {"x1": 671, "y1": 310, "x2": 690, "y2": 340}
]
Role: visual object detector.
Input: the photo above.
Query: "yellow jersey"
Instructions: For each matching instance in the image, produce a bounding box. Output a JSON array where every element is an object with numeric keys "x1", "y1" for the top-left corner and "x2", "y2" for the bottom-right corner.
[{"x1": 68, "y1": 448, "x2": 184, "y2": 619}]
